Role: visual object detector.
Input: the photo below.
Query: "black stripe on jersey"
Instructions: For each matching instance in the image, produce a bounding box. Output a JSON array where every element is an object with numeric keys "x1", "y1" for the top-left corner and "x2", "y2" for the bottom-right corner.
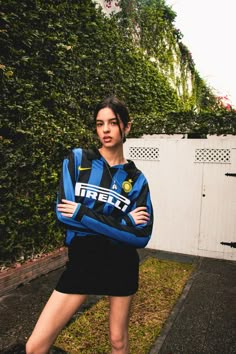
[{"x1": 133, "y1": 182, "x2": 149, "y2": 206}]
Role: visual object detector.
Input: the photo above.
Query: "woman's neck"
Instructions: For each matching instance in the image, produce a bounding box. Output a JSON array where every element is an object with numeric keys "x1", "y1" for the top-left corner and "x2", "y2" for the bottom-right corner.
[{"x1": 99, "y1": 147, "x2": 127, "y2": 166}]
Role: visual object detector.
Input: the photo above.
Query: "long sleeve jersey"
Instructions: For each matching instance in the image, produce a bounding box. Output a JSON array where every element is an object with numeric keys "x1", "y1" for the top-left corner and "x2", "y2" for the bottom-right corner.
[{"x1": 56, "y1": 148, "x2": 153, "y2": 248}]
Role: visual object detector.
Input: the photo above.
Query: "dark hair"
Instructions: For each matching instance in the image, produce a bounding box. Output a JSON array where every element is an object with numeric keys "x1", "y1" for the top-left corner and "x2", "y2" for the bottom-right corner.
[{"x1": 93, "y1": 96, "x2": 130, "y2": 128}]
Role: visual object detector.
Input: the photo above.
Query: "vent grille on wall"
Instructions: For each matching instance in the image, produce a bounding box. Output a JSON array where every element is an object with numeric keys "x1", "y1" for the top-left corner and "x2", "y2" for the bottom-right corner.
[
  {"x1": 129, "y1": 146, "x2": 159, "y2": 160},
  {"x1": 195, "y1": 148, "x2": 231, "y2": 163}
]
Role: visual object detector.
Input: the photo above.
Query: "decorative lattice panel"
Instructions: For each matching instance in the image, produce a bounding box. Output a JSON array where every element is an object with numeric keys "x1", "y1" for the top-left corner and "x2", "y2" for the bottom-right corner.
[
  {"x1": 195, "y1": 148, "x2": 231, "y2": 163},
  {"x1": 129, "y1": 146, "x2": 159, "y2": 160}
]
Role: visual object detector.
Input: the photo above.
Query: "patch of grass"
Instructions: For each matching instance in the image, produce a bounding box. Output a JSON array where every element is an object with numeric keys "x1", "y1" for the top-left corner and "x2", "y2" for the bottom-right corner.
[{"x1": 54, "y1": 257, "x2": 194, "y2": 353}]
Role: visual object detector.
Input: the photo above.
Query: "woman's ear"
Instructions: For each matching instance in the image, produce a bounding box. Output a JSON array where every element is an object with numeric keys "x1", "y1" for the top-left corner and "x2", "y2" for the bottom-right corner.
[{"x1": 124, "y1": 121, "x2": 131, "y2": 136}]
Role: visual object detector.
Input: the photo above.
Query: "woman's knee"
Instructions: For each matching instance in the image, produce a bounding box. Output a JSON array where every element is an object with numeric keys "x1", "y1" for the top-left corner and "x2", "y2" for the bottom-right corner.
[
  {"x1": 25, "y1": 338, "x2": 38, "y2": 354},
  {"x1": 25, "y1": 336, "x2": 50, "y2": 354},
  {"x1": 25, "y1": 340, "x2": 32, "y2": 354},
  {"x1": 110, "y1": 331, "x2": 127, "y2": 351}
]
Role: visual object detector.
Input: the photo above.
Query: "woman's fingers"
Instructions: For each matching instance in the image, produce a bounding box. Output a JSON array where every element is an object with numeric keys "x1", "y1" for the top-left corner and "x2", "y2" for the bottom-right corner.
[
  {"x1": 57, "y1": 199, "x2": 78, "y2": 217},
  {"x1": 61, "y1": 199, "x2": 77, "y2": 205},
  {"x1": 129, "y1": 206, "x2": 150, "y2": 225},
  {"x1": 132, "y1": 206, "x2": 148, "y2": 212},
  {"x1": 58, "y1": 204, "x2": 75, "y2": 210}
]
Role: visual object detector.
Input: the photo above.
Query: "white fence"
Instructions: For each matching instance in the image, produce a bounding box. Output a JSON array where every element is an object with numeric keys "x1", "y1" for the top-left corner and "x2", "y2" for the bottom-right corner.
[{"x1": 124, "y1": 136, "x2": 236, "y2": 260}]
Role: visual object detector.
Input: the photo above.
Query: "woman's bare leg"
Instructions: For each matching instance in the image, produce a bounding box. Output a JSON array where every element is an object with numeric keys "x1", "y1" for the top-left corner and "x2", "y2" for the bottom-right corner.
[
  {"x1": 109, "y1": 295, "x2": 134, "y2": 354},
  {"x1": 26, "y1": 290, "x2": 87, "y2": 354}
]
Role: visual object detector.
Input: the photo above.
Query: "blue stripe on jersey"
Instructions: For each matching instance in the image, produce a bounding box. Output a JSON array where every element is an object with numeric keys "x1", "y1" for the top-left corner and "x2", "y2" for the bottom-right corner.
[{"x1": 73, "y1": 148, "x2": 83, "y2": 182}]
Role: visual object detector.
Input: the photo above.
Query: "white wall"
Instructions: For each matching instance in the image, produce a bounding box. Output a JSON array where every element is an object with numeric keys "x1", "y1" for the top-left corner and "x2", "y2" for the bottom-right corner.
[{"x1": 124, "y1": 137, "x2": 236, "y2": 260}]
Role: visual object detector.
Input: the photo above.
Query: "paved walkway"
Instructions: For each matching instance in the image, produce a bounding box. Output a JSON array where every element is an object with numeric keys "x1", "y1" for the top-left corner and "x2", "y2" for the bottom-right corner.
[
  {"x1": 0, "y1": 249, "x2": 235, "y2": 353},
  {"x1": 150, "y1": 253, "x2": 236, "y2": 354}
]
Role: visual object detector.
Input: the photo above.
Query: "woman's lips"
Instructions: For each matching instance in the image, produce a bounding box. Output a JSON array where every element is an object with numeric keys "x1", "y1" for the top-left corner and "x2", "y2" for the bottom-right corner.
[{"x1": 103, "y1": 137, "x2": 112, "y2": 143}]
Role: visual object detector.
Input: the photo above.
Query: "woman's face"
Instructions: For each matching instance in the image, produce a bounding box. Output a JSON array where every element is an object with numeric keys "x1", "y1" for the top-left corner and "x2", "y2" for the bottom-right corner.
[{"x1": 96, "y1": 107, "x2": 130, "y2": 148}]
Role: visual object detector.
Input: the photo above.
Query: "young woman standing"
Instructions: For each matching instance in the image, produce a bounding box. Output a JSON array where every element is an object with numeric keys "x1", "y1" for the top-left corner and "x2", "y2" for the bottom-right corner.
[{"x1": 26, "y1": 96, "x2": 153, "y2": 354}]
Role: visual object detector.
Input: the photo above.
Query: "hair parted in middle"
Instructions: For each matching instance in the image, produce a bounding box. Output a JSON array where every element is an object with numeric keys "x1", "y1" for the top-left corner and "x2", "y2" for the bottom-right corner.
[{"x1": 94, "y1": 95, "x2": 131, "y2": 143}]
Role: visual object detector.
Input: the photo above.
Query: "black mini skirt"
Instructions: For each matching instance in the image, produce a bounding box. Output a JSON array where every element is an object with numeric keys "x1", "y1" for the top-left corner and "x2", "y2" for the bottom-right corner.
[{"x1": 55, "y1": 235, "x2": 140, "y2": 296}]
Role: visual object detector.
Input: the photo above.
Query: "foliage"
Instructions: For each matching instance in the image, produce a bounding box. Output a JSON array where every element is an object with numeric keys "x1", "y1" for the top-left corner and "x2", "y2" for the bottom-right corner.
[
  {"x1": 0, "y1": 0, "x2": 97, "y2": 263},
  {"x1": 117, "y1": 0, "x2": 218, "y2": 112},
  {"x1": 0, "y1": 0, "x2": 180, "y2": 263},
  {"x1": 1, "y1": 0, "x2": 235, "y2": 263},
  {"x1": 130, "y1": 108, "x2": 236, "y2": 137},
  {"x1": 55, "y1": 257, "x2": 194, "y2": 353}
]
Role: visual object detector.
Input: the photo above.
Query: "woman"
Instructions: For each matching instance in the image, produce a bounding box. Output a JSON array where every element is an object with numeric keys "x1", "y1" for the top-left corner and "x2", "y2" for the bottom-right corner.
[{"x1": 26, "y1": 96, "x2": 153, "y2": 354}]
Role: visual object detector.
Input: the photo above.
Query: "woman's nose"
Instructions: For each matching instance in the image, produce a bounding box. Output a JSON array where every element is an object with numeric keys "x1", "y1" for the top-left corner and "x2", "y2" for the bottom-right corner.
[{"x1": 103, "y1": 123, "x2": 110, "y2": 132}]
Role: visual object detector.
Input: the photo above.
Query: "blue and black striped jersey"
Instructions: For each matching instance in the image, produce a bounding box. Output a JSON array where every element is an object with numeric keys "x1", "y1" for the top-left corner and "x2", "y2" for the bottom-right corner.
[{"x1": 56, "y1": 148, "x2": 153, "y2": 248}]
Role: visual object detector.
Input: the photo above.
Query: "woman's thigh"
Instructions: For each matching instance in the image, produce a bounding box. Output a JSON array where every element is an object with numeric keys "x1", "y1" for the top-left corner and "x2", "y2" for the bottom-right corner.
[{"x1": 27, "y1": 290, "x2": 87, "y2": 351}]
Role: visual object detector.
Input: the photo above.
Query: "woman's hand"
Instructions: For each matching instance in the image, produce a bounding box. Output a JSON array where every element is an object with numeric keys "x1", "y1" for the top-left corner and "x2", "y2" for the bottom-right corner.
[
  {"x1": 57, "y1": 199, "x2": 78, "y2": 218},
  {"x1": 129, "y1": 206, "x2": 150, "y2": 225}
]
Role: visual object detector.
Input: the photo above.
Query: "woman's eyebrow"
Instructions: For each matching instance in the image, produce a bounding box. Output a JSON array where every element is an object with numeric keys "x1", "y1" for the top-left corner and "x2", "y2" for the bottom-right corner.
[{"x1": 96, "y1": 117, "x2": 117, "y2": 122}]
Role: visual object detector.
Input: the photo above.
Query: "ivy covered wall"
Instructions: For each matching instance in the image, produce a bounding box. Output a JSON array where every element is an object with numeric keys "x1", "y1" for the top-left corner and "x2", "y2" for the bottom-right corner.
[{"x1": 98, "y1": 0, "x2": 216, "y2": 111}]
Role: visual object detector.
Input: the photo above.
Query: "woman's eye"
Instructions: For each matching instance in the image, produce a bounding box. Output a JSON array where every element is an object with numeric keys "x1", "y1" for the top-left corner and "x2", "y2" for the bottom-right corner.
[{"x1": 111, "y1": 121, "x2": 118, "y2": 125}]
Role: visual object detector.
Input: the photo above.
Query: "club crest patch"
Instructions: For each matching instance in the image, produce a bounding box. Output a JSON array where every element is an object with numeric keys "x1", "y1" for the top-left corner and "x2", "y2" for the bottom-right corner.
[{"x1": 122, "y1": 179, "x2": 133, "y2": 193}]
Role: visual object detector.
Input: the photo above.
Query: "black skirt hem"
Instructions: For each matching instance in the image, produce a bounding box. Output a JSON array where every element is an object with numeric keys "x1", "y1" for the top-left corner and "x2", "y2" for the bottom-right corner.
[{"x1": 55, "y1": 286, "x2": 138, "y2": 297}]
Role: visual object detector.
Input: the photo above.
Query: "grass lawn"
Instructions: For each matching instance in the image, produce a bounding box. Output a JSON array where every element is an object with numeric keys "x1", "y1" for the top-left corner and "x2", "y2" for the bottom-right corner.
[{"x1": 54, "y1": 257, "x2": 194, "y2": 353}]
